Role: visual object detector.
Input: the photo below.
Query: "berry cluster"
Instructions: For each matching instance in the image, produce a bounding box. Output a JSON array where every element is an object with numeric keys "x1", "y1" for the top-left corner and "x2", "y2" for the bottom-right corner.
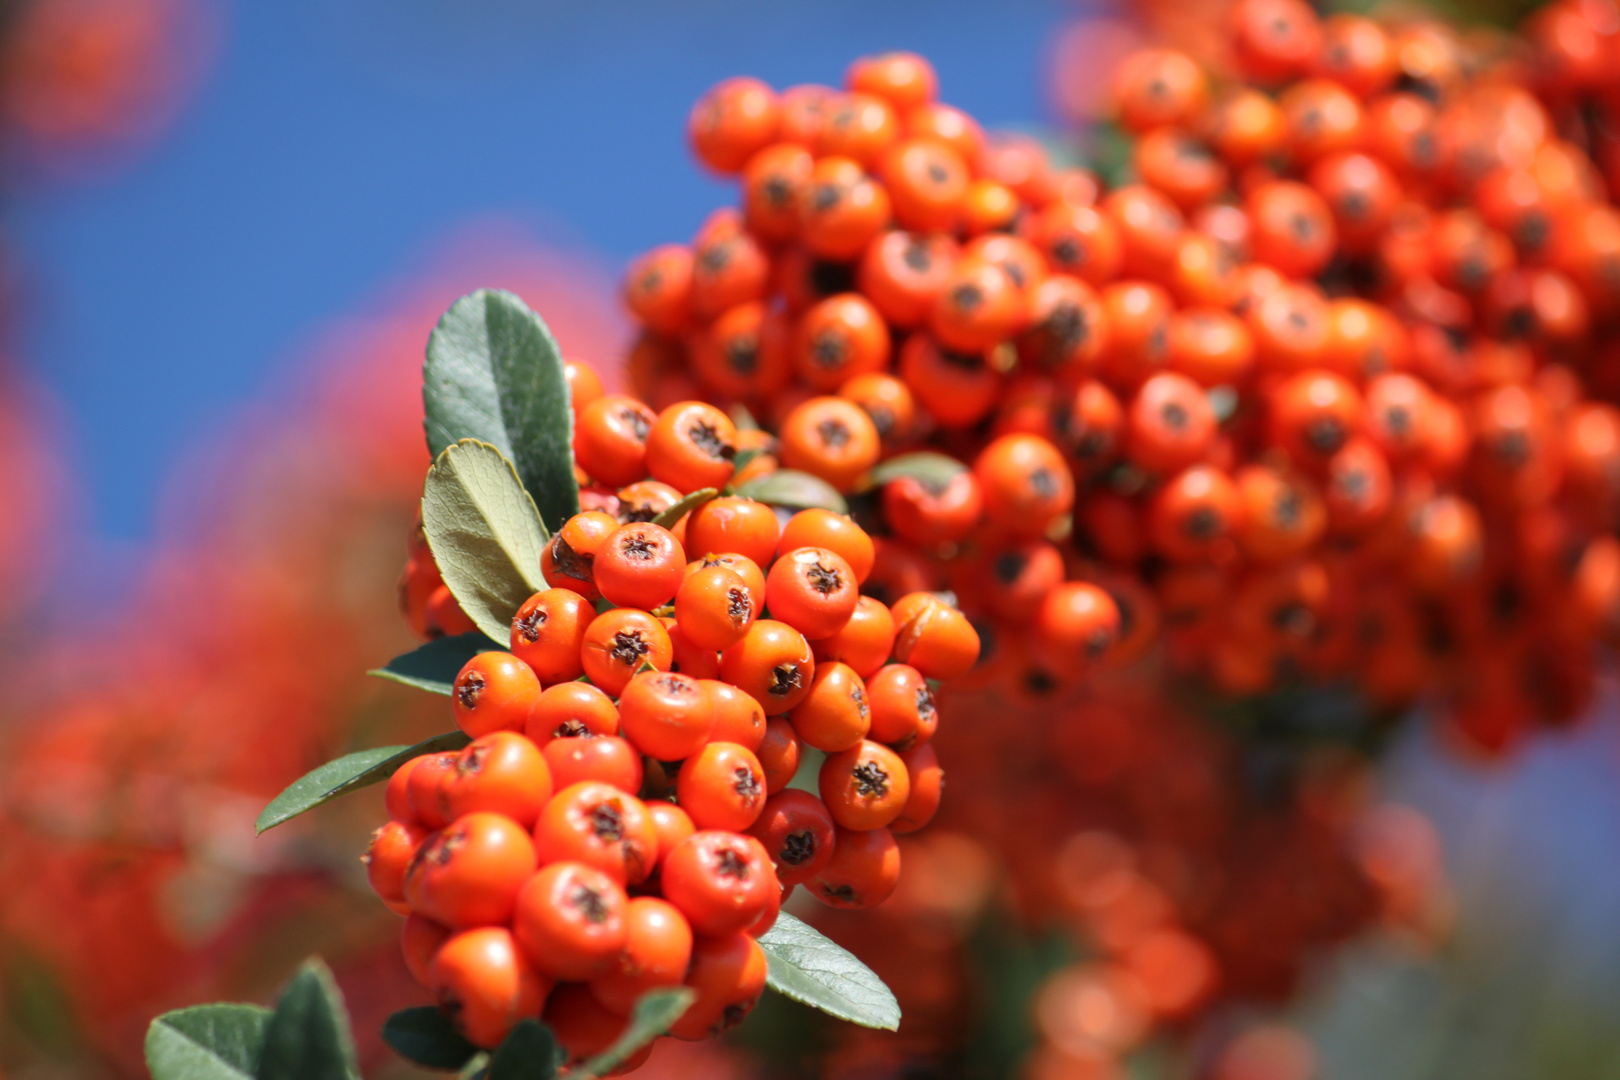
[
  {"x1": 619, "y1": 22, "x2": 1620, "y2": 762},
  {"x1": 386, "y1": 365, "x2": 975, "y2": 1061}
]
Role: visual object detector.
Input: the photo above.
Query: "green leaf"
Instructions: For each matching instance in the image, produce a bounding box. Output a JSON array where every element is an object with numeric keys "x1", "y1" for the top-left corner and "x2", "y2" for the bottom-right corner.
[
  {"x1": 146, "y1": 1003, "x2": 272, "y2": 1080},
  {"x1": 758, "y1": 912, "x2": 900, "y2": 1031},
  {"x1": 383, "y1": 1007, "x2": 481, "y2": 1070},
  {"x1": 487, "y1": 1019, "x2": 563, "y2": 1079},
  {"x1": 369, "y1": 632, "x2": 505, "y2": 695},
  {"x1": 258, "y1": 959, "x2": 356, "y2": 1080},
  {"x1": 734, "y1": 470, "x2": 848, "y2": 514},
  {"x1": 255, "y1": 730, "x2": 470, "y2": 834},
  {"x1": 867, "y1": 452, "x2": 967, "y2": 492},
  {"x1": 573, "y1": 988, "x2": 694, "y2": 1078},
  {"x1": 652, "y1": 487, "x2": 718, "y2": 528},
  {"x1": 424, "y1": 289, "x2": 579, "y2": 532},
  {"x1": 423, "y1": 439, "x2": 550, "y2": 642}
]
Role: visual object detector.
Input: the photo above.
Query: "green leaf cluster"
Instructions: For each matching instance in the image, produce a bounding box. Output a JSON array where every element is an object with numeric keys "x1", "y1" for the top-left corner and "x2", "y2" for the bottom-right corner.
[
  {"x1": 147, "y1": 961, "x2": 688, "y2": 1080},
  {"x1": 146, "y1": 960, "x2": 354, "y2": 1080}
]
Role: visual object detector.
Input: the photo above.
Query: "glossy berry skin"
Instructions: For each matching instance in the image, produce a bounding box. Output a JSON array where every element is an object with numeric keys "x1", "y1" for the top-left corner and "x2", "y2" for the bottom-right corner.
[
  {"x1": 810, "y1": 596, "x2": 896, "y2": 679},
  {"x1": 689, "y1": 77, "x2": 780, "y2": 174},
  {"x1": 451, "y1": 652, "x2": 542, "y2": 739},
  {"x1": 788, "y1": 660, "x2": 872, "y2": 753},
  {"x1": 898, "y1": 334, "x2": 1002, "y2": 430},
  {"x1": 1125, "y1": 373, "x2": 1217, "y2": 475},
  {"x1": 1268, "y1": 371, "x2": 1364, "y2": 469},
  {"x1": 794, "y1": 292, "x2": 892, "y2": 391},
  {"x1": 1113, "y1": 47, "x2": 1208, "y2": 132},
  {"x1": 441, "y1": 731, "x2": 554, "y2": 828},
  {"x1": 858, "y1": 230, "x2": 958, "y2": 328},
  {"x1": 1036, "y1": 582, "x2": 1122, "y2": 669},
  {"x1": 542, "y1": 735, "x2": 644, "y2": 795},
  {"x1": 882, "y1": 470, "x2": 984, "y2": 546},
  {"x1": 430, "y1": 927, "x2": 551, "y2": 1050},
  {"x1": 721, "y1": 619, "x2": 817, "y2": 715},
  {"x1": 848, "y1": 50, "x2": 938, "y2": 112},
  {"x1": 818, "y1": 738, "x2": 912, "y2": 831},
  {"x1": 756, "y1": 716, "x2": 803, "y2": 794},
  {"x1": 510, "y1": 589, "x2": 591, "y2": 684},
  {"x1": 647, "y1": 401, "x2": 738, "y2": 493},
  {"x1": 881, "y1": 137, "x2": 970, "y2": 232},
  {"x1": 406, "y1": 752, "x2": 459, "y2": 831},
  {"x1": 575, "y1": 400, "x2": 657, "y2": 489},
  {"x1": 364, "y1": 819, "x2": 426, "y2": 912},
  {"x1": 778, "y1": 396, "x2": 882, "y2": 492},
  {"x1": 684, "y1": 496, "x2": 781, "y2": 569},
  {"x1": 779, "y1": 508, "x2": 876, "y2": 584},
  {"x1": 930, "y1": 257, "x2": 1025, "y2": 353},
  {"x1": 641, "y1": 801, "x2": 693, "y2": 870},
  {"x1": 594, "y1": 522, "x2": 686, "y2": 610},
  {"x1": 621, "y1": 247, "x2": 693, "y2": 337},
  {"x1": 974, "y1": 433, "x2": 1075, "y2": 540},
  {"x1": 513, "y1": 861, "x2": 630, "y2": 980},
  {"x1": 865, "y1": 664, "x2": 938, "y2": 751},
  {"x1": 766, "y1": 546, "x2": 861, "y2": 640},
  {"x1": 1148, "y1": 465, "x2": 1240, "y2": 563},
  {"x1": 588, "y1": 896, "x2": 694, "y2": 1017},
  {"x1": 810, "y1": 826, "x2": 901, "y2": 909},
  {"x1": 386, "y1": 754, "x2": 426, "y2": 824},
  {"x1": 525, "y1": 682, "x2": 619, "y2": 745},
  {"x1": 742, "y1": 142, "x2": 812, "y2": 243},
  {"x1": 405, "y1": 812, "x2": 538, "y2": 929},
  {"x1": 666, "y1": 933, "x2": 769, "y2": 1041},
  {"x1": 660, "y1": 831, "x2": 779, "y2": 937},
  {"x1": 616, "y1": 480, "x2": 682, "y2": 525},
  {"x1": 674, "y1": 564, "x2": 757, "y2": 651},
  {"x1": 705, "y1": 679, "x2": 768, "y2": 751},
  {"x1": 686, "y1": 552, "x2": 766, "y2": 614},
  {"x1": 892, "y1": 743, "x2": 943, "y2": 834},
  {"x1": 815, "y1": 91, "x2": 900, "y2": 167},
  {"x1": 665, "y1": 616, "x2": 722, "y2": 681},
  {"x1": 533, "y1": 781, "x2": 660, "y2": 886},
  {"x1": 746, "y1": 789, "x2": 838, "y2": 886},
  {"x1": 1246, "y1": 181, "x2": 1336, "y2": 278},
  {"x1": 800, "y1": 156, "x2": 891, "y2": 260},
  {"x1": 580, "y1": 608, "x2": 673, "y2": 697},
  {"x1": 676, "y1": 741, "x2": 768, "y2": 832},
  {"x1": 890, "y1": 592, "x2": 981, "y2": 680},
  {"x1": 617, "y1": 670, "x2": 716, "y2": 761},
  {"x1": 401, "y1": 912, "x2": 451, "y2": 988}
]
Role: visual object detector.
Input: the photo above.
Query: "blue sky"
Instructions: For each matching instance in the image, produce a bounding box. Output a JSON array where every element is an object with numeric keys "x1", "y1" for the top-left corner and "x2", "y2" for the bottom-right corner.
[{"x1": 8, "y1": 0, "x2": 1071, "y2": 546}]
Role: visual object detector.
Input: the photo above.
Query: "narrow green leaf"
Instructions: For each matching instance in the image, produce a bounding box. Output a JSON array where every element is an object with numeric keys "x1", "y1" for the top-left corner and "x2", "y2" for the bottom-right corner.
[
  {"x1": 424, "y1": 289, "x2": 579, "y2": 532},
  {"x1": 573, "y1": 988, "x2": 694, "y2": 1078},
  {"x1": 146, "y1": 1003, "x2": 272, "y2": 1080},
  {"x1": 383, "y1": 1006, "x2": 480, "y2": 1070},
  {"x1": 423, "y1": 440, "x2": 550, "y2": 642},
  {"x1": 487, "y1": 1019, "x2": 563, "y2": 1079},
  {"x1": 255, "y1": 730, "x2": 470, "y2": 834},
  {"x1": 652, "y1": 487, "x2": 718, "y2": 528},
  {"x1": 866, "y1": 452, "x2": 967, "y2": 492},
  {"x1": 258, "y1": 959, "x2": 356, "y2": 1080},
  {"x1": 734, "y1": 470, "x2": 848, "y2": 513},
  {"x1": 369, "y1": 632, "x2": 505, "y2": 695},
  {"x1": 758, "y1": 912, "x2": 900, "y2": 1031}
]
